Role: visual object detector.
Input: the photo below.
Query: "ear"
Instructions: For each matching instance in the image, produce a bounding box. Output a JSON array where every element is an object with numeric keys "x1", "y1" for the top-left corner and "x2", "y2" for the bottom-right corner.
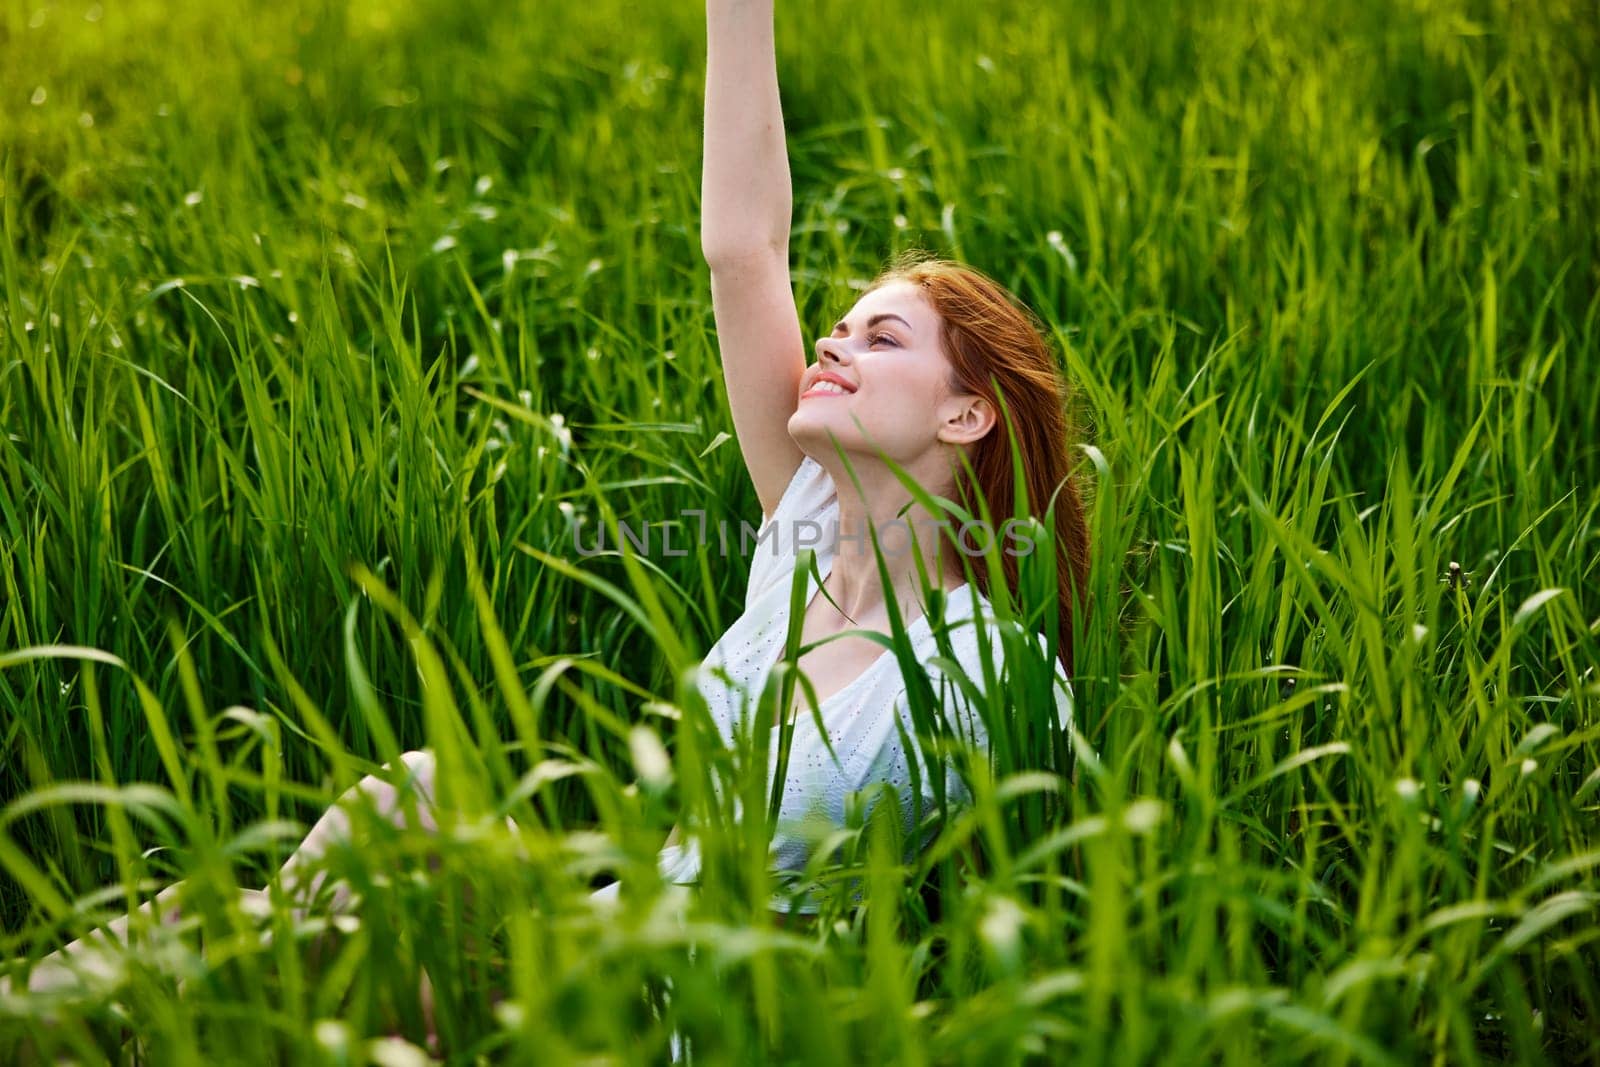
[{"x1": 936, "y1": 392, "x2": 996, "y2": 446}]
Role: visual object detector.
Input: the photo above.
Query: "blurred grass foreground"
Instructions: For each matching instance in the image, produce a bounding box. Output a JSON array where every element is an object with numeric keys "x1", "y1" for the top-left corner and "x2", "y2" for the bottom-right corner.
[{"x1": 2, "y1": 0, "x2": 1598, "y2": 1062}]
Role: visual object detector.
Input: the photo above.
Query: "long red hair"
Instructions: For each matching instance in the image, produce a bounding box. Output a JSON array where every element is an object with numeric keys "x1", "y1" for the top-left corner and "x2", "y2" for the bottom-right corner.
[{"x1": 867, "y1": 249, "x2": 1092, "y2": 676}]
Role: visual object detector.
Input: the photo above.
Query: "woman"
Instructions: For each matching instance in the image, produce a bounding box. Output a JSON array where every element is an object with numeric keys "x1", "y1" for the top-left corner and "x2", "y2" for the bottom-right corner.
[
  {"x1": 587, "y1": 0, "x2": 1094, "y2": 918},
  {"x1": 11, "y1": 0, "x2": 1090, "y2": 1011}
]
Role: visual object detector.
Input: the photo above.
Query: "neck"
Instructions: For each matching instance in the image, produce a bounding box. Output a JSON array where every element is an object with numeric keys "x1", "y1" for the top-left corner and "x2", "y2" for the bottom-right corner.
[{"x1": 816, "y1": 452, "x2": 967, "y2": 623}]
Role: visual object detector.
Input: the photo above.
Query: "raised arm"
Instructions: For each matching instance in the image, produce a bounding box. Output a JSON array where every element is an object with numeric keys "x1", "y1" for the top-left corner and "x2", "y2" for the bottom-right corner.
[{"x1": 702, "y1": 0, "x2": 807, "y2": 518}]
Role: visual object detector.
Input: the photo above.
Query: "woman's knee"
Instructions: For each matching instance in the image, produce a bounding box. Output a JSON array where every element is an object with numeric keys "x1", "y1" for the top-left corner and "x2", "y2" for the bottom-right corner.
[
  {"x1": 363, "y1": 750, "x2": 434, "y2": 795},
  {"x1": 396, "y1": 749, "x2": 434, "y2": 775},
  {"x1": 382, "y1": 748, "x2": 435, "y2": 790},
  {"x1": 392, "y1": 750, "x2": 437, "y2": 807},
  {"x1": 338, "y1": 750, "x2": 437, "y2": 826},
  {"x1": 281, "y1": 750, "x2": 440, "y2": 897}
]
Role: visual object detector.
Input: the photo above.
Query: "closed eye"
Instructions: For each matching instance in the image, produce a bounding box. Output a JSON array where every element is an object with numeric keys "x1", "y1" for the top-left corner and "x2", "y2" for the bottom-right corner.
[{"x1": 870, "y1": 332, "x2": 897, "y2": 346}]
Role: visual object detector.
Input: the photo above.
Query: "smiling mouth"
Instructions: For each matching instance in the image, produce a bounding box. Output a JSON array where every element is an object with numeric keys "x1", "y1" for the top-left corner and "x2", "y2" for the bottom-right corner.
[{"x1": 801, "y1": 380, "x2": 854, "y2": 398}]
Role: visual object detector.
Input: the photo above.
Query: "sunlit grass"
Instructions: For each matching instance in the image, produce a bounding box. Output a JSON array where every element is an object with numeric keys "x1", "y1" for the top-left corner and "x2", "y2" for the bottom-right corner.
[{"x1": 2, "y1": 0, "x2": 1597, "y2": 1061}]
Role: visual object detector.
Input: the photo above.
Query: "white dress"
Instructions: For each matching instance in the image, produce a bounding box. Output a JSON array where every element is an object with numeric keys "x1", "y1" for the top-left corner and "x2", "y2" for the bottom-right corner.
[{"x1": 600, "y1": 455, "x2": 1075, "y2": 913}]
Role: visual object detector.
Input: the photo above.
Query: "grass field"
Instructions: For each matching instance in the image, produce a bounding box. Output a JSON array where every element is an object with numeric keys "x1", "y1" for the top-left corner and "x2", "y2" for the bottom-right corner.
[{"x1": 2, "y1": 0, "x2": 1598, "y2": 1061}]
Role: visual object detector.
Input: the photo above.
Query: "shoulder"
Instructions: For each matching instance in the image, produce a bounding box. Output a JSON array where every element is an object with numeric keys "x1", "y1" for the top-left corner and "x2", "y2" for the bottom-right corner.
[
  {"x1": 881, "y1": 591, "x2": 1082, "y2": 799},
  {"x1": 744, "y1": 455, "x2": 837, "y2": 610},
  {"x1": 759, "y1": 454, "x2": 835, "y2": 528},
  {"x1": 912, "y1": 587, "x2": 1076, "y2": 735}
]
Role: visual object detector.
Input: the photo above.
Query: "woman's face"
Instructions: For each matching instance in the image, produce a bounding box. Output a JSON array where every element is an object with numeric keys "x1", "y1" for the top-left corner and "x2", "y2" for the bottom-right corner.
[{"x1": 788, "y1": 280, "x2": 993, "y2": 467}]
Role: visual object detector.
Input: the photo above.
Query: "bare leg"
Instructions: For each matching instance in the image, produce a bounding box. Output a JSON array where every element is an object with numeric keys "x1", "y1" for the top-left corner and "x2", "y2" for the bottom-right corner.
[
  {"x1": 273, "y1": 749, "x2": 447, "y2": 1049},
  {"x1": 274, "y1": 749, "x2": 443, "y2": 918},
  {"x1": 7, "y1": 750, "x2": 448, "y2": 997},
  {"x1": 3, "y1": 881, "x2": 276, "y2": 996}
]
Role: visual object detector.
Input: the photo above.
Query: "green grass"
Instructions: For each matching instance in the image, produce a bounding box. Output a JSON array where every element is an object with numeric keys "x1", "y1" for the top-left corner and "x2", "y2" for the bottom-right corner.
[{"x1": 2, "y1": 0, "x2": 1598, "y2": 1060}]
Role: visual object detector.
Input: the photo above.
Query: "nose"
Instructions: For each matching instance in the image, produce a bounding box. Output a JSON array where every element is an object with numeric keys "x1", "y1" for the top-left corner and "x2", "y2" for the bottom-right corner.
[{"x1": 814, "y1": 337, "x2": 851, "y2": 364}]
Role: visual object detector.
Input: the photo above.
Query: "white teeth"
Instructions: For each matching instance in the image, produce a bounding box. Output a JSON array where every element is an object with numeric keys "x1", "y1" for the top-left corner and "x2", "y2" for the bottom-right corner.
[{"x1": 810, "y1": 380, "x2": 849, "y2": 395}]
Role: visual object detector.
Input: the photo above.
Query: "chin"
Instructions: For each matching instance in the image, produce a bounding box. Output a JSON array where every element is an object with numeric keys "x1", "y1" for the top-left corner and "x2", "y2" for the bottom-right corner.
[
  {"x1": 790, "y1": 418, "x2": 921, "y2": 472},
  {"x1": 788, "y1": 408, "x2": 859, "y2": 450}
]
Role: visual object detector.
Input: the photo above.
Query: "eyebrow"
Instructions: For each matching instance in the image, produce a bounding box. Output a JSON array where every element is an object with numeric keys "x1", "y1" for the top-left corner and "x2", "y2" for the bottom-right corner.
[{"x1": 832, "y1": 313, "x2": 913, "y2": 335}]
